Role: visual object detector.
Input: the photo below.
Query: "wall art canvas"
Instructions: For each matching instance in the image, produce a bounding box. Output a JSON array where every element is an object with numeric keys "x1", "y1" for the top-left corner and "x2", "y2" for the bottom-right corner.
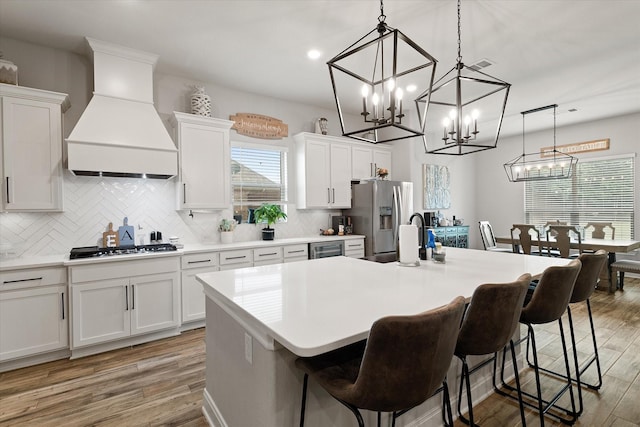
[{"x1": 423, "y1": 164, "x2": 451, "y2": 210}]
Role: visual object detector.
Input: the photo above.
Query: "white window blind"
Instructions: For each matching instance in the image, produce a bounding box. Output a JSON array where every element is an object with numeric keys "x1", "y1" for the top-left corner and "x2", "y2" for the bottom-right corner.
[
  {"x1": 231, "y1": 144, "x2": 288, "y2": 212},
  {"x1": 525, "y1": 155, "x2": 635, "y2": 239}
]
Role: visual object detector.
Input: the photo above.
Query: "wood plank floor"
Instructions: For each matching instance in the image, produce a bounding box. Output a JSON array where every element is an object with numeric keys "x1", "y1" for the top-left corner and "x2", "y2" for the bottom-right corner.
[{"x1": 1, "y1": 277, "x2": 638, "y2": 426}]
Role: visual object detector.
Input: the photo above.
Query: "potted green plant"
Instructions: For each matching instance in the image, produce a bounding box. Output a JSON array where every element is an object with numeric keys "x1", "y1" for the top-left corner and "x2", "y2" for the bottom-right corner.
[{"x1": 253, "y1": 203, "x2": 287, "y2": 240}]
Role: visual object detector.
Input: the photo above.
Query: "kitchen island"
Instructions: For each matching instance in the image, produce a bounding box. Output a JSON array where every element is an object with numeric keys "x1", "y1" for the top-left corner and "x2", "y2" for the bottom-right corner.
[{"x1": 197, "y1": 248, "x2": 568, "y2": 427}]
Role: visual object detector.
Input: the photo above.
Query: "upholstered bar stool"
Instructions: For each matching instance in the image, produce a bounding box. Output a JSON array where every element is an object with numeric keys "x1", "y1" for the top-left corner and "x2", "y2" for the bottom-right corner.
[
  {"x1": 296, "y1": 297, "x2": 466, "y2": 427},
  {"x1": 499, "y1": 259, "x2": 582, "y2": 426},
  {"x1": 528, "y1": 250, "x2": 607, "y2": 416},
  {"x1": 454, "y1": 274, "x2": 531, "y2": 426},
  {"x1": 510, "y1": 224, "x2": 541, "y2": 255}
]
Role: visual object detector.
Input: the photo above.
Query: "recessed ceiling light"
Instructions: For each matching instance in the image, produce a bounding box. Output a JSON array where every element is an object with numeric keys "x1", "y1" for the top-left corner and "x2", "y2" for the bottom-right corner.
[
  {"x1": 406, "y1": 84, "x2": 417, "y2": 93},
  {"x1": 307, "y1": 50, "x2": 321, "y2": 60}
]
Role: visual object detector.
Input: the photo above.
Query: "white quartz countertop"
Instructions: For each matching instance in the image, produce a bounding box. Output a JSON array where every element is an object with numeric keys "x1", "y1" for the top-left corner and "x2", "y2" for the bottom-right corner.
[
  {"x1": 197, "y1": 247, "x2": 569, "y2": 357},
  {"x1": 0, "y1": 235, "x2": 364, "y2": 271}
]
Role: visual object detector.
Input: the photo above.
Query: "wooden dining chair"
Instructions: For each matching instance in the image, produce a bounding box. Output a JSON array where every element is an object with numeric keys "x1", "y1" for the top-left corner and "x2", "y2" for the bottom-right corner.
[
  {"x1": 584, "y1": 222, "x2": 615, "y2": 240},
  {"x1": 479, "y1": 221, "x2": 512, "y2": 253},
  {"x1": 547, "y1": 225, "x2": 583, "y2": 258},
  {"x1": 510, "y1": 224, "x2": 541, "y2": 255}
]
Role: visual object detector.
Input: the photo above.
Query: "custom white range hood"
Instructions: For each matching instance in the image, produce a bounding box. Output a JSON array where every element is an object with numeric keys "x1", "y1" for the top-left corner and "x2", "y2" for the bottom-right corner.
[{"x1": 67, "y1": 37, "x2": 177, "y2": 179}]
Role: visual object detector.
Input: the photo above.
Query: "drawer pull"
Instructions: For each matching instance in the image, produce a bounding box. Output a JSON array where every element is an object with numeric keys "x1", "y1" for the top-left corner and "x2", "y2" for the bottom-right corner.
[
  {"x1": 3, "y1": 277, "x2": 43, "y2": 284},
  {"x1": 225, "y1": 255, "x2": 247, "y2": 260},
  {"x1": 259, "y1": 252, "x2": 278, "y2": 257},
  {"x1": 347, "y1": 244, "x2": 362, "y2": 248},
  {"x1": 288, "y1": 249, "x2": 305, "y2": 254},
  {"x1": 188, "y1": 259, "x2": 212, "y2": 264}
]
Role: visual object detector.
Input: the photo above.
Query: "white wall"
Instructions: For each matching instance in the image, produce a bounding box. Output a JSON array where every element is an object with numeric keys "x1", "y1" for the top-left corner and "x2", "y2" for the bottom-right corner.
[
  {"x1": 1, "y1": 36, "x2": 637, "y2": 257},
  {"x1": 473, "y1": 112, "x2": 640, "y2": 249}
]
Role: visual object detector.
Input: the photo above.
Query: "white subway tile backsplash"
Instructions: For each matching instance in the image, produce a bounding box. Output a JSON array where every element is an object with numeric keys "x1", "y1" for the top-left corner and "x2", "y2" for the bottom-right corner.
[{"x1": 0, "y1": 172, "x2": 338, "y2": 257}]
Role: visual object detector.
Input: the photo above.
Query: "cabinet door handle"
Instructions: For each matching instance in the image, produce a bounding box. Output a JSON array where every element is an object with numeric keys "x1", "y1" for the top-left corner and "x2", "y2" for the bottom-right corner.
[
  {"x1": 61, "y1": 292, "x2": 65, "y2": 320},
  {"x1": 5, "y1": 177, "x2": 9, "y2": 204},
  {"x1": 125, "y1": 285, "x2": 129, "y2": 311},
  {"x1": 183, "y1": 183, "x2": 187, "y2": 203},
  {"x1": 3, "y1": 277, "x2": 43, "y2": 284},
  {"x1": 327, "y1": 188, "x2": 331, "y2": 204},
  {"x1": 370, "y1": 163, "x2": 374, "y2": 177},
  {"x1": 225, "y1": 255, "x2": 246, "y2": 260},
  {"x1": 188, "y1": 259, "x2": 212, "y2": 264},
  {"x1": 131, "y1": 285, "x2": 135, "y2": 310},
  {"x1": 332, "y1": 188, "x2": 336, "y2": 204}
]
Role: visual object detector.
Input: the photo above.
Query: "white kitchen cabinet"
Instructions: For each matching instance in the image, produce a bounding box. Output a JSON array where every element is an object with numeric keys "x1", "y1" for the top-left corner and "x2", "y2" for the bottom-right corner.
[
  {"x1": 0, "y1": 84, "x2": 69, "y2": 212},
  {"x1": 170, "y1": 112, "x2": 234, "y2": 210},
  {"x1": 294, "y1": 132, "x2": 352, "y2": 209},
  {"x1": 351, "y1": 144, "x2": 392, "y2": 180},
  {"x1": 69, "y1": 257, "x2": 180, "y2": 350},
  {"x1": 0, "y1": 267, "x2": 68, "y2": 363},
  {"x1": 344, "y1": 238, "x2": 365, "y2": 258},
  {"x1": 283, "y1": 244, "x2": 308, "y2": 263},
  {"x1": 253, "y1": 246, "x2": 283, "y2": 266},
  {"x1": 181, "y1": 252, "x2": 219, "y2": 325},
  {"x1": 219, "y1": 248, "x2": 253, "y2": 271}
]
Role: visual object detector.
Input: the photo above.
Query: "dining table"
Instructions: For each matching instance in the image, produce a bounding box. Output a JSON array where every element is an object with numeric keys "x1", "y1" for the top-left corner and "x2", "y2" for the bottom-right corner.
[{"x1": 494, "y1": 236, "x2": 640, "y2": 292}]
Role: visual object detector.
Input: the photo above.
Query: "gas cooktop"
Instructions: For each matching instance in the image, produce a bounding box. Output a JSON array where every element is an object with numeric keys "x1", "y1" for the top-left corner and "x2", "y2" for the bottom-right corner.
[{"x1": 69, "y1": 244, "x2": 178, "y2": 259}]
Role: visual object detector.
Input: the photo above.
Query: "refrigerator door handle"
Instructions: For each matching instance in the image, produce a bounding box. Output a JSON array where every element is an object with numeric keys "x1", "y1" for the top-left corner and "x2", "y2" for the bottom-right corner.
[{"x1": 392, "y1": 186, "x2": 399, "y2": 244}]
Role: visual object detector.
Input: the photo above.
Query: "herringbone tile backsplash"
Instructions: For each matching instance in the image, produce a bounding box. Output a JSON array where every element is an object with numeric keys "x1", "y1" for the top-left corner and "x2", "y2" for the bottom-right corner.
[{"x1": 0, "y1": 173, "x2": 334, "y2": 258}]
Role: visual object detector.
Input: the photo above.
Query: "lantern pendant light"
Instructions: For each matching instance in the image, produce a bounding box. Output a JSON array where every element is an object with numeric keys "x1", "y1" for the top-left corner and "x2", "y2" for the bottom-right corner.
[
  {"x1": 418, "y1": 0, "x2": 511, "y2": 155},
  {"x1": 327, "y1": 0, "x2": 438, "y2": 144},
  {"x1": 503, "y1": 104, "x2": 578, "y2": 182}
]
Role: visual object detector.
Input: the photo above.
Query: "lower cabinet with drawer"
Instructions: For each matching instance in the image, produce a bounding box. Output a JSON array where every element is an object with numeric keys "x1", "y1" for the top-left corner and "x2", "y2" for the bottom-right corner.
[
  {"x1": 69, "y1": 257, "x2": 180, "y2": 357},
  {"x1": 344, "y1": 238, "x2": 365, "y2": 258},
  {"x1": 219, "y1": 249, "x2": 253, "y2": 270},
  {"x1": 253, "y1": 246, "x2": 283, "y2": 266},
  {"x1": 181, "y1": 252, "x2": 219, "y2": 327},
  {"x1": 283, "y1": 244, "x2": 308, "y2": 263},
  {"x1": 0, "y1": 266, "x2": 69, "y2": 370}
]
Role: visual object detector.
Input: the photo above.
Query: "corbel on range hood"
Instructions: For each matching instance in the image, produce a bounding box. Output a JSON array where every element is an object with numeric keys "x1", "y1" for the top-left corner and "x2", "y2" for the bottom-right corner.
[{"x1": 66, "y1": 37, "x2": 177, "y2": 179}]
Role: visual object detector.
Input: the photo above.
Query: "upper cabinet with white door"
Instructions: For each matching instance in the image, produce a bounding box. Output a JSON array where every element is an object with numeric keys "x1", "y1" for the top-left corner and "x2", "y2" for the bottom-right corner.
[
  {"x1": 1, "y1": 84, "x2": 70, "y2": 211},
  {"x1": 294, "y1": 132, "x2": 352, "y2": 209},
  {"x1": 170, "y1": 112, "x2": 234, "y2": 210},
  {"x1": 351, "y1": 143, "x2": 392, "y2": 181}
]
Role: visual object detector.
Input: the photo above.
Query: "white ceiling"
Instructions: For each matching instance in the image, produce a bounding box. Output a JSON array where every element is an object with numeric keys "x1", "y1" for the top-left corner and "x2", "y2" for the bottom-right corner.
[{"x1": 1, "y1": 0, "x2": 639, "y2": 140}]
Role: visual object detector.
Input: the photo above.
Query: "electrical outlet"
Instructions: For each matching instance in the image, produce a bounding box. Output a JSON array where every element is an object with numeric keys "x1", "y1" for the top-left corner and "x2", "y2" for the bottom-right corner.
[{"x1": 244, "y1": 332, "x2": 252, "y2": 364}]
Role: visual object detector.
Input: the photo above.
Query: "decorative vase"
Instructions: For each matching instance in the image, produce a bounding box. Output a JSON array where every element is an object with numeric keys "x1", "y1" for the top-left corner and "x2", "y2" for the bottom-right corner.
[
  {"x1": 0, "y1": 59, "x2": 18, "y2": 85},
  {"x1": 220, "y1": 231, "x2": 233, "y2": 244},
  {"x1": 191, "y1": 86, "x2": 212, "y2": 117},
  {"x1": 315, "y1": 117, "x2": 328, "y2": 135}
]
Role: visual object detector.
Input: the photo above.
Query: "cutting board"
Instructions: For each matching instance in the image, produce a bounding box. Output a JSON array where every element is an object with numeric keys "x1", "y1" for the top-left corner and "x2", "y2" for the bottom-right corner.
[
  {"x1": 103, "y1": 222, "x2": 119, "y2": 247},
  {"x1": 118, "y1": 217, "x2": 135, "y2": 247}
]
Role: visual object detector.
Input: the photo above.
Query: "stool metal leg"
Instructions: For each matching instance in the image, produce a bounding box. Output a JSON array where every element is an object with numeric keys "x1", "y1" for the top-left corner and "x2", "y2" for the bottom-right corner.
[{"x1": 300, "y1": 373, "x2": 308, "y2": 427}]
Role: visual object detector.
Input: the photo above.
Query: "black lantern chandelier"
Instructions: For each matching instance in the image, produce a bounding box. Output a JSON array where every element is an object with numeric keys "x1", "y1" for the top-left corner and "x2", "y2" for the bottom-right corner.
[
  {"x1": 418, "y1": 0, "x2": 510, "y2": 155},
  {"x1": 503, "y1": 104, "x2": 578, "y2": 182},
  {"x1": 327, "y1": 0, "x2": 437, "y2": 144}
]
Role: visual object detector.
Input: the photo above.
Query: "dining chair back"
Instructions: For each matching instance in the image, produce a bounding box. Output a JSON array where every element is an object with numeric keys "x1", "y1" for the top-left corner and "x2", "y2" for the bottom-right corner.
[
  {"x1": 584, "y1": 222, "x2": 615, "y2": 240},
  {"x1": 510, "y1": 224, "x2": 541, "y2": 255},
  {"x1": 544, "y1": 220, "x2": 567, "y2": 237},
  {"x1": 479, "y1": 221, "x2": 512, "y2": 252},
  {"x1": 547, "y1": 225, "x2": 582, "y2": 258},
  {"x1": 454, "y1": 274, "x2": 531, "y2": 426},
  {"x1": 296, "y1": 296, "x2": 466, "y2": 427}
]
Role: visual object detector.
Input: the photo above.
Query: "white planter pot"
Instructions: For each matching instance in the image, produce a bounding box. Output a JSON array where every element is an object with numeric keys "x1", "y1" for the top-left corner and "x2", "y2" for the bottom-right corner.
[{"x1": 220, "y1": 231, "x2": 233, "y2": 244}]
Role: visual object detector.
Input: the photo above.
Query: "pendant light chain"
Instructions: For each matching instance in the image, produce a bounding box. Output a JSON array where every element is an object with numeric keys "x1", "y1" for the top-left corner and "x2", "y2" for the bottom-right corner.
[
  {"x1": 456, "y1": 0, "x2": 462, "y2": 64},
  {"x1": 378, "y1": 0, "x2": 386, "y2": 24}
]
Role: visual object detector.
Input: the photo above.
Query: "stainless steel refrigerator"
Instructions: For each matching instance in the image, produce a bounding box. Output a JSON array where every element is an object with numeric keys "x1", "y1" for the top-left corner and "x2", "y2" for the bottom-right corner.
[{"x1": 344, "y1": 180, "x2": 411, "y2": 257}]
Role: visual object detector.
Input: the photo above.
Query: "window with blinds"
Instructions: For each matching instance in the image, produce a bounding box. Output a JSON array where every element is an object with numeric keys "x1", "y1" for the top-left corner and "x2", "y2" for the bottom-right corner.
[
  {"x1": 525, "y1": 155, "x2": 635, "y2": 239},
  {"x1": 231, "y1": 144, "x2": 288, "y2": 222}
]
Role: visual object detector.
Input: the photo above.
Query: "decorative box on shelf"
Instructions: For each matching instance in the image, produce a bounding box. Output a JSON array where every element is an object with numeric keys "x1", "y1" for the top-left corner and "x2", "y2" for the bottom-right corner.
[{"x1": 429, "y1": 225, "x2": 469, "y2": 248}]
